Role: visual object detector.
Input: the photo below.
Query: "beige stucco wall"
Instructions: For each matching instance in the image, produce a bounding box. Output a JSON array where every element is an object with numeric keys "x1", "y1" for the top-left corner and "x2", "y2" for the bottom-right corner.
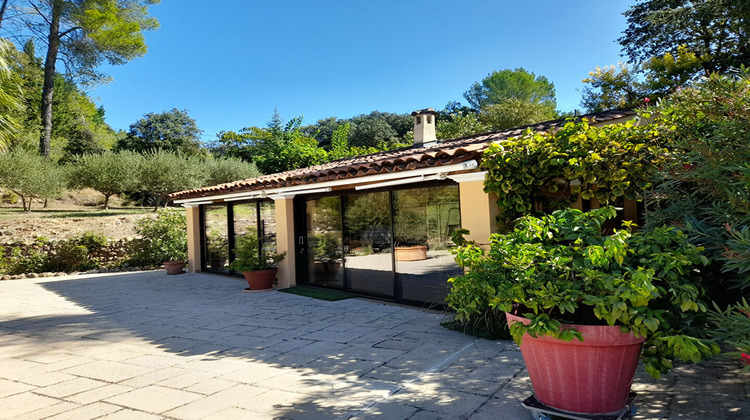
[
  {"x1": 274, "y1": 197, "x2": 296, "y2": 288},
  {"x1": 185, "y1": 206, "x2": 201, "y2": 273},
  {"x1": 458, "y1": 180, "x2": 500, "y2": 249}
]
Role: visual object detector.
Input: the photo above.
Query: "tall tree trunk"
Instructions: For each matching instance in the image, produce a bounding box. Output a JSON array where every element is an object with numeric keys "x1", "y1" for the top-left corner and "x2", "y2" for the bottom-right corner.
[
  {"x1": 40, "y1": 1, "x2": 62, "y2": 158},
  {"x1": 0, "y1": 0, "x2": 9, "y2": 31}
]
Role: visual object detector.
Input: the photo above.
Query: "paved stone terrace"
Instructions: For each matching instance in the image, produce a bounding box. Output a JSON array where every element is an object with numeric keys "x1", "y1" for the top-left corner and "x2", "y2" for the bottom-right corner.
[{"x1": 0, "y1": 271, "x2": 747, "y2": 419}]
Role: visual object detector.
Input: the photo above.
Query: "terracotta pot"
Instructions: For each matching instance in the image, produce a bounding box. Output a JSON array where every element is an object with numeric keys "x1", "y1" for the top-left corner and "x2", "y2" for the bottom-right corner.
[
  {"x1": 506, "y1": 312, "x2": 644, "y2": 415},
  {"x1": 243, "y1": 268, "x2": 277, "y2": 290},
  {"x1": 394, "y1": 245, "x2": 428, "y2": 261},
  {"x1": 164, "y1": 261, "x2": 186, "y2": 275}
]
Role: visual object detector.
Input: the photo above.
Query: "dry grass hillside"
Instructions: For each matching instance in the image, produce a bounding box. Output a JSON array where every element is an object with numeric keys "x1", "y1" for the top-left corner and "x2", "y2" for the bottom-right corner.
[{"x1": 0, "y1": 189, "x2": 155, "y2": 243}]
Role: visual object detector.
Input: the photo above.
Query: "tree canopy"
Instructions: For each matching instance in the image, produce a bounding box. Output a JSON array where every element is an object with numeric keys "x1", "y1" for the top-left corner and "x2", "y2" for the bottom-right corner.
[
  {"x1": 2, "y1": 0, "x2": 159, "y2": 157},
  {"x1": 116, "y1": 108, "x2": 202, "y2": 156},
  {"x1": 620, "y1": 0, "x2": 750, "y2": 75},
  {"x1": 463, "y1": 68, "x2": 557, "y2": 112}
]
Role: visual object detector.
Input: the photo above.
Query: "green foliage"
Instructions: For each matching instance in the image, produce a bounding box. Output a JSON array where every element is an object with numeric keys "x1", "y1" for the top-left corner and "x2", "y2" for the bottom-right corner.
[
  {"x1": 116, "y1": 108, "x2": 202, "y2": 156},
  {"x1": 68, "y1": 151, "x2": 140, "y2": 208},
  {"x1": 708, "y1": 299, "x2": 750, "y2": 366},
  {"x1": 216, "y1": 111, "x2": 386, "y2": 175},
  {"x1": 0, "y1": 38, "x2": 21, "y2": 150},
  {"x1": 228, "y1": 227, "x2": 285, "y2": 272},
  {"x1": 12, "y1": 0, "x2": 159, "y2": 157},
  {"x1": 200, "y1": 156, "x2": 261, "y2": 186},
  {"x1": 448, "y1": 207, "x2": 719, "y2": 378},
  {"x1": 581, "y1": 62, "x2": 648, "y2": 112},
  {"x1": 135, "y1": 150, "x2": 202, "y2": 209},
  {"x1": 130, "y1": 208, "x2": 187, "y2": 264},
  {"x1": 464, "y1": 68, "x2": 557, "y2": 112},
  {"x1": 0, "y1": 148, "x2": 68, "y2": 211},
  {"x1": 620, "y1": 0, "x2": 750, "y2": 75},
  {"x1": 481, "y1": 117, "x2": 666, "y2": 228},
  {"x1": 44, "y1": 231, "x2": 108, "y2": 272},
  {"x1": 478, "y1": 99, "x2": 558, "y2": 131},
  {"x1": 436, "y1": 111, "x2": 488, "y2": 140},
  {"x1": 643, "y1": 72, "x2": 750, "y2": 292},
  {"x1": 0, "y1": 232, "x2": 108, "y2": 274}
]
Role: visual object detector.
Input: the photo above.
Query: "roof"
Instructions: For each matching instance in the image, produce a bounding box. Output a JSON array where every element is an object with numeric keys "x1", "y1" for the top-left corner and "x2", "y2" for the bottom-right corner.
[{"x1": 169, "y1": 109, "x2": 636, "y2": 201}]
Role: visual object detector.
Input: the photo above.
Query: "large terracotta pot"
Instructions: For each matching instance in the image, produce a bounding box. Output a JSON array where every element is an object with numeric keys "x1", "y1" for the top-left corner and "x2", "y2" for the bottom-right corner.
[
  {"x1": 394, "y1": 245, "x2": 427, "y2": 261},
  {"x1": 243, "y1": 268, "x2": 277, "y2": 290},
  {"x1": 506, "y1": 312, "x2": 644, "y2": 415},
  {"x1": 164, "y1": 261, "x2": 186, "y2": 275}
]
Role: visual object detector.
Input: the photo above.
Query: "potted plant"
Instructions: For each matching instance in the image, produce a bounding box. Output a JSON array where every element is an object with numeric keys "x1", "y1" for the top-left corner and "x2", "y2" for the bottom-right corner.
[
  {"x1": 311, "y1": 232, "x2": 341, "y2": 272},
  {"x1": 132, "y1": 208, "x2": 188, "y2": 274},
  {"x1": 394, "y1": 208, "x2": 428, "y2": 261},
  {"x1": 206, "y1": 233, "x2": 228, "y2": 270},
  {"x1": 448, "y1": 207, "x2": 719, "y2": 415},
  {"x1": 229, "y1": 228, "x2": 285, "y2": 290}
]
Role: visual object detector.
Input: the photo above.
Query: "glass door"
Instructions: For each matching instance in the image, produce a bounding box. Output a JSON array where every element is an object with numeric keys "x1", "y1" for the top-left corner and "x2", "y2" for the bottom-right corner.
[
  {"x1": 305, "y1": 196, "x2": 344, "y2": 288},
  {"x1": 343, "y1": 192, "x2": 394, "y2": 297}
]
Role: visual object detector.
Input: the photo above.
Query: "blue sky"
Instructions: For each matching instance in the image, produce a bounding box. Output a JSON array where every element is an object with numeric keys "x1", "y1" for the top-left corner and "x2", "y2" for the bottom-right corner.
[{"x1": 93, "y1": 1, "x2": 633, "y2": 142}]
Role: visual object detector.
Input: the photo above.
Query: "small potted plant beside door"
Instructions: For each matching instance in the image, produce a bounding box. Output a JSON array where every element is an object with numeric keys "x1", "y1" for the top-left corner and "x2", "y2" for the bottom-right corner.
[
  {"x1": 133, "y1": 208, "x2": 188, "y2": 275},
  {"x1": 449, "y1": 207, "x2": 719, "y2": 416},
  {"x1": 229, "y1": 228, "x2": 285, "y2": 291}
]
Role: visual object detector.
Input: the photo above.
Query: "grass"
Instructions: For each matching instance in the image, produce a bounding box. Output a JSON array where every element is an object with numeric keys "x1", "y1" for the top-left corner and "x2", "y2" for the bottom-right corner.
[{"x1": 278, "y1": 286, "x2": 354, "y2": 301}]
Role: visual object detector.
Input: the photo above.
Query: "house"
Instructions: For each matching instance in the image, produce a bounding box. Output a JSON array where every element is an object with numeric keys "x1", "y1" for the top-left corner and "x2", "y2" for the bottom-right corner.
[{"x1": 169, "y1": 108, "x2": 638, "y2": 306}]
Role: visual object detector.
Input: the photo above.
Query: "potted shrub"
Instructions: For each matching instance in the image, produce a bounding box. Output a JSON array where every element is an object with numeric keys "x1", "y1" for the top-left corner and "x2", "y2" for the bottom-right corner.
[
  {"x1": 394, "y1": 208, "x2": 428, "y2": 261},
  {"x1": 133, "y1": 208, "x2": 188, "y2": 274},
  {"x1": 449, "y1": 207, "x2": 719, "y2": 415},
  {"x1": 311, "y1": 232, "x2": 341, "y2": 272},
  {"x1": 229, "y1": 228, "x2": 285, "y2": 290},
  {"x1": 206, "y1": 233, "x2": 228, "y2": 270}
]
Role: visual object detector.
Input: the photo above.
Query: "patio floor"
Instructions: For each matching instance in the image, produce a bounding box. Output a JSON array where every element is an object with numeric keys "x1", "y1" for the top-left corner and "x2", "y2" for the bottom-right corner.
[{"x1": 0, "y1": 271, "x2": 747, "y2": 419}]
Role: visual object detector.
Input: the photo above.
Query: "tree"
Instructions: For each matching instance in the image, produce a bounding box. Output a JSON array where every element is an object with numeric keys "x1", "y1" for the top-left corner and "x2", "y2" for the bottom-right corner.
[
  {"x1": 620, "y1": 0, "x2": 750, "y2": 76},
  {"x1": 116, "y1": 108, "x2": 202, "y2": 156},
  {"x1": 0, "y1": 147, "x2": 67, "y2": 210},
  {"x1": 581, "y1": 62, "x2": 649, "y2": 112},
  {"x1": 135, "y1": 150, "x2": 201, "y2": 210},
  {"x1": 479, "y1": 99, "x2": 558, "y2": 131},
  {"x1": 436, "y1": 112, "x2": 487, "y2": 139},
  {"x1": 347, "y1": 111, "x2": 411, "y2": 148},
  {"x1": 0, "y1": 38, "x2": 21, "y2": 150},
  {"x1": 4, "y1": 0, "x2": 159, "y2": 157},
  {"x1": 201, "y1": 157, "x2": 261, "y2": 187},
  {"x1": 68, "y1": 151, "x2": 139, "y2": 209},
  {"x1": 463, "y1": 68, "x2": 557, "y2": 112}
]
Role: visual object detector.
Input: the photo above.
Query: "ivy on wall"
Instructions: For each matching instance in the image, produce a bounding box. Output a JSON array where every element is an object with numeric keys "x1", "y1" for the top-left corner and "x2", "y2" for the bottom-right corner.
[{"x1": 481, "y1": 117, "x2": 669, "y2": 228}]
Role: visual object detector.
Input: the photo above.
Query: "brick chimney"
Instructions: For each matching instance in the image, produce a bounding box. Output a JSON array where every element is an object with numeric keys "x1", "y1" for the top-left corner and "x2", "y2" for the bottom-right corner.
[{"x1": 411, "y1": 108, "x2": 438, "y2": 147}]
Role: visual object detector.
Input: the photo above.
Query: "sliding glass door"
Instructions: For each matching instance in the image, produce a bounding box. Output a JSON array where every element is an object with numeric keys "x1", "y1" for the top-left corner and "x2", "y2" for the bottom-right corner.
[
  {"x1": 344, "y1": 192, "x2": 394, "y2": 297},
  {"x1": 300, "y1": 183, "x2": 461, "y2": 305}
]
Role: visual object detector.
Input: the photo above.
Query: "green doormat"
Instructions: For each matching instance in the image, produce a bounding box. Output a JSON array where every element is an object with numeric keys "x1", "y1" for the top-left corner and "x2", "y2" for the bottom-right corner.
[{"x1": 278, "y1": 287, "x2": 354, "y2": 301}]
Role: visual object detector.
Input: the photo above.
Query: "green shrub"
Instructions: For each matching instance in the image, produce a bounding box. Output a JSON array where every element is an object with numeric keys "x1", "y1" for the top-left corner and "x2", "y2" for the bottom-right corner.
[
  {"x1": 708, "y1": 299, "x2": 750, "y2": 368},
  {"x1": 129, "y1": 208, "x2": 187, "y2": 265},
  {"x1": 44, "y1": 232, "x2": 108, "y2": 272},
  {"x1": 448, "y1": 207, "x2": 718, "y2": 378},
  {"x1": 228, "y1": 227, "x2": 285, "y2": 272}
]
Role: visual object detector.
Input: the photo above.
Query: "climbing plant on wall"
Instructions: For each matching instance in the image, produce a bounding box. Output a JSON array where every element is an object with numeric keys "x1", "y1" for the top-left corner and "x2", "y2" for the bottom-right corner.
[{"x1": 481, "y1": 117, "x2": 669, "y2": 228}]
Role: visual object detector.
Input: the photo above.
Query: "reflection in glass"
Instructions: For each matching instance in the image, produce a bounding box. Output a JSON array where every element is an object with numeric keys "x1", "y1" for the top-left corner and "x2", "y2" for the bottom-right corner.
[
  {"x1": 260, "y1": 201, "x2": 277, "y2": 253},
  {"x1": 394, "y1": 186, "x2": 462, "y2": 304},
  {"x1": 233, "y1": 202, "x2": 259, "y2": 266},
  {"x1": 344, "y1": 192, "x2": 394, "y2": 296},
  {"x1": 306, "y1": 197, "x2": 343, "y2": 288},
  {"x1": 204, "y1": 205, "x2": 230, "y2": 272}
]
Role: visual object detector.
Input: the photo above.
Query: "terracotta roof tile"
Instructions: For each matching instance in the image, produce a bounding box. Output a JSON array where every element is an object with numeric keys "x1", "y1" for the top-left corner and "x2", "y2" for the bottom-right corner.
[{"x1": 170, "y1": 109, "x2": 636, "y2": 201}]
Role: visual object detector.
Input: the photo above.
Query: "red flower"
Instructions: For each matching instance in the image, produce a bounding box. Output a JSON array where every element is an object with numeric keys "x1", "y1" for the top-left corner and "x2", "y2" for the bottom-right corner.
[
  {"x1": 742, "y1": 353, "x2": 750, "y2": 366},
  {"x1": 644, "y1": 97, "x2": 651, "y2": 102}
]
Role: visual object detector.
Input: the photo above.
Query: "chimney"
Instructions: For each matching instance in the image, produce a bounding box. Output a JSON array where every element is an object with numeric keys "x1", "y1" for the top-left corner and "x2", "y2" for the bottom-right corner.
[{"x1": 411, "y1": 108, "x2": 438, "y2": 147}]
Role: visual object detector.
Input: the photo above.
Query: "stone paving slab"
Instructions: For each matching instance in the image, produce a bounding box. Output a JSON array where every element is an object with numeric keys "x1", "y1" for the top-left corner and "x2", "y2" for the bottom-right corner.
[{"x1": 0, "y1": 271, "x2": 747, "y2": 419}]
